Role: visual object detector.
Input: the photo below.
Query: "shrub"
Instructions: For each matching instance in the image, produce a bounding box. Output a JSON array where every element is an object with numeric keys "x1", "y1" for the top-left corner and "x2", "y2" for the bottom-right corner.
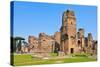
[{"x1": 72, "y1": 53, "x2": 89, "y2": 57}]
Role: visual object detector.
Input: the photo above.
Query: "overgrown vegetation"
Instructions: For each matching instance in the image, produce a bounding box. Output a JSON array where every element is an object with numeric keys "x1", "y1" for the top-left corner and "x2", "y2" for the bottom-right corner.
[
  {"x1": 72, "y1": 53, "x2": 91, "y2": 57},
  {"x1": 50, "y1": 53, "x2": 58, "y2": 57}
]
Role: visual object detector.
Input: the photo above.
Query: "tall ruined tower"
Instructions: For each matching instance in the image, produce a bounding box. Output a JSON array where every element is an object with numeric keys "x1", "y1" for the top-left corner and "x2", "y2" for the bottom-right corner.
[
  {"x1": 88, "y1": 33, "x2": 93, "y2": 48},
  {"x1": 60, "y1": 10, "x2": 77, "y2": 54},
  {"x1": 78, "y1": 28, "x2": 85, "y2": 48}
]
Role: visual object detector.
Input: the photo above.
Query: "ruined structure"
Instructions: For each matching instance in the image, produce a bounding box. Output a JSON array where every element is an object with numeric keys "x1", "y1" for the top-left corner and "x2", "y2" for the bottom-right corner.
[
  {"x1": 60, "y1": 10, "x2": 77, "y2": 55},
  {"x1": 17, "y1": 9, "x2": 97, "y2": 57},
  {"x1": 77, "y1": 28, "x2": 85, "y2": 53},
  {"x1": 59, "y1": 10, "x2": 97, "y2": 55},
  {"x1": 54, "y1": 31, "x2": 61, "y2": 45}
]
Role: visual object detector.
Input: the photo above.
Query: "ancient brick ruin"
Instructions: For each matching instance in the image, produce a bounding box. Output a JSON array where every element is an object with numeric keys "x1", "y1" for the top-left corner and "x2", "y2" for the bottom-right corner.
[{"x1": 19, "y1": 10, "x2": 97, "y2": 56}]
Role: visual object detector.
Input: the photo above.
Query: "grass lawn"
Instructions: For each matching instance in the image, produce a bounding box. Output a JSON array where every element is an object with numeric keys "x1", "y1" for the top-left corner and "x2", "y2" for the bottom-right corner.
[{"x1": 13, "y1": 54, "x2": 97, "y2": 66}]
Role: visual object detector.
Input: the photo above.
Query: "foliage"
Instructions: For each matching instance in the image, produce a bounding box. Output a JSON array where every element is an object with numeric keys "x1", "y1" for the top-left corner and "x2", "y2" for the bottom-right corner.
[
  {"x1": 11, "y1": 36, "x2": 25, "y2": 53},
  {"x1": 50, "y1": 53, "x2": 58, "y2": 57},
  {"x1": 72, "y1": 53, "x2": 91, "y2": 57}
]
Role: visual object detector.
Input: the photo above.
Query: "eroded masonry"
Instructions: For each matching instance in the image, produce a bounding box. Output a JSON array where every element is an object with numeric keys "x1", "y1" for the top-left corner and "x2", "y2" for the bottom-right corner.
[{"x1": 15, "y1": 10, "x2": 97, "y2": 56}]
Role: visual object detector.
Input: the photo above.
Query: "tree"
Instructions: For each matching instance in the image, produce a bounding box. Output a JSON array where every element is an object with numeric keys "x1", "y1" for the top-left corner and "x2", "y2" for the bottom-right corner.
[{"x1": 14, "y1": 37, "x2": 25, "y2": 53}]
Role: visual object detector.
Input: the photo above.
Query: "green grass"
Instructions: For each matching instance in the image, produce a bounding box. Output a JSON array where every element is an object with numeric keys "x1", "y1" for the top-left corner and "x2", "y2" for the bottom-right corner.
[
  {"x1": 63, "y1": 57, "x2": 96, "y2": 63},
  {"x1": 71, "y1": 53, "x2": 91, "y2": 57},
  {"x1": 50, "y1": 53, "x2": 58, "y2": 57},
  {"x1": 13, "y1": 54, "x2": 97, "y2": 66}
]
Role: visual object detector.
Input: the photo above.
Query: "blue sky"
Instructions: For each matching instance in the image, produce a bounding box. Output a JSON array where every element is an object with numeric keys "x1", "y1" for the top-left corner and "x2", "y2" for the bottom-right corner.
[{"x1": 12, "y1": 1, "x2": 97, "y2": 41}]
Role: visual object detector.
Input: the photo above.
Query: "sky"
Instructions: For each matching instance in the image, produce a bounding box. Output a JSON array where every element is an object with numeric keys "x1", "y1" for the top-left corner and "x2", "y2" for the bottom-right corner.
[{"x1": 11, "y1": 1, "x2": 97, "y2": 41}]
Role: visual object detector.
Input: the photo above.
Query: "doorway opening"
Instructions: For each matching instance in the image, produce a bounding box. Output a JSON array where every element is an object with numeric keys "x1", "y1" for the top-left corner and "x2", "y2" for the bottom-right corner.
[{"x1": 70, "y1": 48, "x2": 74, "y2": 54}]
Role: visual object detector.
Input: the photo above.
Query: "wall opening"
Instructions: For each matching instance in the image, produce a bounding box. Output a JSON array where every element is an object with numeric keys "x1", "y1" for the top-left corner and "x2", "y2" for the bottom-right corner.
[{"x1": 70, "y1": 48, "x2": 74, "y2": 54}]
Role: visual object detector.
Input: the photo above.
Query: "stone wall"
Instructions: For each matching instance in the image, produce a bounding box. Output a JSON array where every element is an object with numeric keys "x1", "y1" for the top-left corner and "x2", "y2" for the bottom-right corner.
[
  {"x1": 19, "y1": 9, "x2": 97, "y2": 57},
  {"x1": 60, "y1": 10, "x2": 77, "y2": 55}
]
